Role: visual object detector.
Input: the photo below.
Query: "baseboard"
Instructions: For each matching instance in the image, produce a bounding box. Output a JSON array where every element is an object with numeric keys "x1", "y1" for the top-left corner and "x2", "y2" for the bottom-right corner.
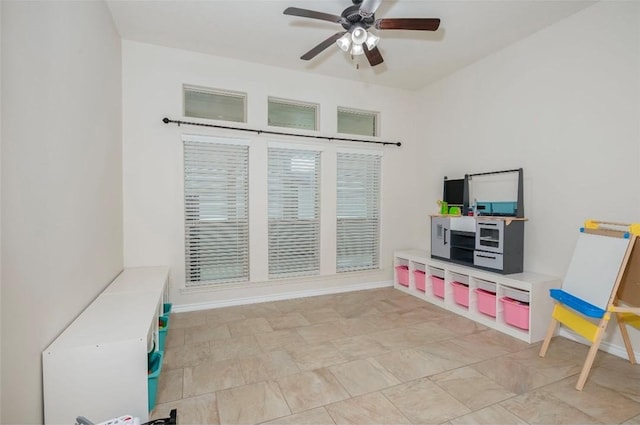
[
  {"x1": 558, "y1": 328, "x2": 640, "y2": 361},
  {"x1": 173, "y1": 280, "x2": 393, "y2": 313}
]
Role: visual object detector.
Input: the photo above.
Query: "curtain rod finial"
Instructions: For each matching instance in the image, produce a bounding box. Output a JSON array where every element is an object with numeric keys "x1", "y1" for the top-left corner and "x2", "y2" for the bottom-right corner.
[{"x1": 162, "y1": 117, "x2": 170, "y2": 124}]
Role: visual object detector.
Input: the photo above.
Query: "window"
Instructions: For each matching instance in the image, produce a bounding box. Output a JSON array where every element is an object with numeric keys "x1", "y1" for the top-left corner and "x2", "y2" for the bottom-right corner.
[
  {"x1": 336, "y1": 151, "x2": 381, "y2": 272},
  {"x1": 268, "y1": 98, "x2": 318, "y2": 131},
  {"x1": 268, "y1": 147, "x2": 321, "y2": 278},
  {"x1": 184, "y1": 85, "x2": 246, "y2": 123},
  {"x1": 183, "y1": 136, "x2": 249, "y2": 286},
  {"x1": 337, "y1": 107, "x2": 378, "y2": 137}
]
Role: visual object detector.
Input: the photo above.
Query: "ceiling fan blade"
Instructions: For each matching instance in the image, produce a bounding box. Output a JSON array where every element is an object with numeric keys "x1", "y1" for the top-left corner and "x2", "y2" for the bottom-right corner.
[
  {"x1": 359, "y1": 0, "x2": 383, "y2": 17},
  {"x1": 364, "y1": 45, "x2": 384, "y2": 67},
  {"x1": 375, "y1": 18, "x2": 441, "y2": 31},
  {"x1": 283, "y1": 7, "x2": 342, "y2": 24},
  {"x1": 301, "y1": 32, "x2": 346, "y2": 60}
]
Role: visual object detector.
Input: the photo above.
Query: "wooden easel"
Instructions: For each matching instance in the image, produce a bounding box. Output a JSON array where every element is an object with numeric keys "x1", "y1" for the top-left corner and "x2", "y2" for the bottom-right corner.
[{"x1": 539, "y1": 220, "x2": 640, "y2": 390}]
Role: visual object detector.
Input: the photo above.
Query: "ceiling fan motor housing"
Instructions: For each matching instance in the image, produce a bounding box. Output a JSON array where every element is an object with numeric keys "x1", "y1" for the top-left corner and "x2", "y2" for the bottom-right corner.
[{"x1": 341, "y1": 5, "x2": 374, "y2": 30}]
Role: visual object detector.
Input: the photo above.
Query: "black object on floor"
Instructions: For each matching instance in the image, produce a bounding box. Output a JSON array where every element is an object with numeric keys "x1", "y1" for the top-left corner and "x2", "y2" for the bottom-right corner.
[{"x1": 142, "y1": 409, "x2": 177, "y2": 425}]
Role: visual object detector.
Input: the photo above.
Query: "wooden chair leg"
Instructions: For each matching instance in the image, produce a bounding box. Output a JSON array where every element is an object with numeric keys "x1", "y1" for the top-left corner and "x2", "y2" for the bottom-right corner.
[{"x1": 539, "y1": 317, "x2": 558, "y2": 357}]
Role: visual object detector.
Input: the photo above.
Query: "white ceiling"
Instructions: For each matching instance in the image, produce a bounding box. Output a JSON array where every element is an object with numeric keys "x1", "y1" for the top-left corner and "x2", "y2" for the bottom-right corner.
[{"x1": 106, "y1": 0, "x2": 595, "y2": 90}]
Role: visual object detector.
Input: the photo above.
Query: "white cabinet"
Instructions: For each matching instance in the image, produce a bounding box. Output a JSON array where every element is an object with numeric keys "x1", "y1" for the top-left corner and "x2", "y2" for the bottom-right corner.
[
  {"x1": 43, "y1": 266, "x2": 169, "y2": 424},
  {"x1": 394, "y1": 249, "x2": 559, "y2": 343}
]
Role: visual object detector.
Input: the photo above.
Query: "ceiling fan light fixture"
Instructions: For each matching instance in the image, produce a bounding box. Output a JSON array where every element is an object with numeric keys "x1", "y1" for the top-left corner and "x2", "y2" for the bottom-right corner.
[
  {"x1": 365, "y1": 32, "x2": 380, "y2": 50},
  {"x1": 351, "y1": 43, "x2": 365, "y2": 56},
  {"x1": 351, "y1": 26, "x2": 367, "y2": 45},
  {"x1": 336, "y1": 33, "x2": 351, "y2": 52}
]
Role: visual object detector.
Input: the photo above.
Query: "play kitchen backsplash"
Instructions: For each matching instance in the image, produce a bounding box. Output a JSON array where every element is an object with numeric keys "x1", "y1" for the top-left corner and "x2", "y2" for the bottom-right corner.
[
  {"x1": 440, "y1": 200, "x2": 519, "y2": 217},
  {"x1": 474, "y1": 201, "x2": 518, "y2": 217}
]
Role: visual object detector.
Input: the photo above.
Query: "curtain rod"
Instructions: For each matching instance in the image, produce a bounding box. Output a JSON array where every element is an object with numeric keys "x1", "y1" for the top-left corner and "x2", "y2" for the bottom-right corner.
[{"x1": 162, "y1": 117, "x2": 402, "y2": 147}]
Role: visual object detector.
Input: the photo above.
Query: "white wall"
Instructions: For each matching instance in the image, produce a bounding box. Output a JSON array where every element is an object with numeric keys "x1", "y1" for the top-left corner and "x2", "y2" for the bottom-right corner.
[
  {"x1": 416, "y1": 1, "x2": 640, "y2": 354},
  {"x1": 1, "y1": 2, "x2": 123, "y2": 423},
  {"x1": 122, "y1": 41, "x2": 423, "y2": 308}
]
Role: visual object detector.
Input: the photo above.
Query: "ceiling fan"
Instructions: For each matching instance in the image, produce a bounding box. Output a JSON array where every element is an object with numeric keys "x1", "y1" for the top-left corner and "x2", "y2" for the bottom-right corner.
[{"x1": 283, "y1": 0, "x2": 440, "y2": 67}]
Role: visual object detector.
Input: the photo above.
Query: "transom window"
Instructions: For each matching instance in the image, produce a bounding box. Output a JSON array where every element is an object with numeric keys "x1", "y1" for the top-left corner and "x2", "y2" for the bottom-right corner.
[
  {"x1": 184, "y1": 85, "x2": 247, "y2": 123},
  {"x1": 337, "y1": 107, "x2": 378, "y2": 137},
  {"x1": 268, "y1": 98, "x2": 318, "y2": 131}
]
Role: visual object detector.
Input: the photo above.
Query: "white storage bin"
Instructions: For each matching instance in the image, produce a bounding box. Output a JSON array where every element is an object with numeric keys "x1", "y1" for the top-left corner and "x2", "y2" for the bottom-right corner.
[
  {"x1": 449, "y1": 272, "x2": 469, "y2": 285},
  {"x1": 502, "y1": 286, "x2": 530, "y2": 303},
  {"x1": 428, "y1": 267, "x2": 445, "y2": 279},
  {"x1": 476, "y1": 278, "x2": 497, "y2": 294}
]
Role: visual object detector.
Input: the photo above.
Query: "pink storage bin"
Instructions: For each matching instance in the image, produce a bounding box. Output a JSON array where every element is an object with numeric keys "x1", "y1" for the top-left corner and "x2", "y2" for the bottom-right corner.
[
  {"x1": 414, "y1": 270, "x2": 426, "y2": 292},
  {"x1": 500, "y1": 297, "x2": 530, "y2": 330},
  {"x1": 396, "y1": 265, "x2": 409, "y2": 287},
  {"x1": 452, "y1": 281, "x2": 469, "y2": 307},
  {"x1": 431, "y1": 276, "x2": 444, "y2": 299},
  {"x1": 474, "y1": 288, "x2": 496, "y2": 317}
]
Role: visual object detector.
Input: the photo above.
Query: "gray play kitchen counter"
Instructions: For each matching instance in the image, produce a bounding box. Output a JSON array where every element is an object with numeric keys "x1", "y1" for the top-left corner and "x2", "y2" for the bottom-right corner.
[{"x1": 430, "y1": 215, "x2": 527, "y2": 274}]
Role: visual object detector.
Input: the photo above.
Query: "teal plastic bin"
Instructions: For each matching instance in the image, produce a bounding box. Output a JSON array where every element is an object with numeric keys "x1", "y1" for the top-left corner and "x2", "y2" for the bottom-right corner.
[
  {"x1": 158, "y1": 315, "x2": 170, "y2": 351},
  {"x1": 163, "y1": 303, "x2": 172, "y2": 315},
  {"x1": 148, "y1": 350, "x2": 164, "y2": 411}
]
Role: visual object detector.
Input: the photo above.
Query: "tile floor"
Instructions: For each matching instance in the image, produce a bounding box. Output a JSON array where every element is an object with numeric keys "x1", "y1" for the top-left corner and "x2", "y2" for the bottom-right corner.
[{"x1": 151, "y1": 287, "x2": 640, "y2": 425}]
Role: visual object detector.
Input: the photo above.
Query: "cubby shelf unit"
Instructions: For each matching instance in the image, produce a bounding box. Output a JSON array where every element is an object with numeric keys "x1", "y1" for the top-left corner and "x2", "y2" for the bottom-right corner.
[
  {"x1": 394, "y1": 249, "x2": 560, "y2": 343},
  {"x1": 42, "y1": 266, "x2": 170, "y2": 424}
]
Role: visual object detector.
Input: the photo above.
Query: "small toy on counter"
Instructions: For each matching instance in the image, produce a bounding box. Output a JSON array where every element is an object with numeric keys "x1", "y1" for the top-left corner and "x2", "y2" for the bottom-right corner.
[
  {"x1": 437, "y1": 200, "x2": 448, "y2": 215},
  {"x1": 436, "y1": 200, "x2": 462, "y2": 215},
  {"x1": 448, "y1": 206, "x2": 461, "y2": 215}
]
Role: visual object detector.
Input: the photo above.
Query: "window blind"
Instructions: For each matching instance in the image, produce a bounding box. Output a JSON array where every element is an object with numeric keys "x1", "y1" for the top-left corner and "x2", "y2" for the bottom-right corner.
[
  {"x1": 337, "y1": 108, "x2": 378, "y2": 137},
  {"x1": 184, "y1": 86, "x2": 246, "y2": 123},
  {"x1": 268, "y1": 147, "x2": 321, "y2": 278},
  {"x1": 336, "y1": 152, "x2": 381, "y2": 272},
  {"x1": 183, "y1": 138, "x2": 249, "y2": 286},
  {"x1": 268, "y1": 98, "x2": 318, "y2": 131}
]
